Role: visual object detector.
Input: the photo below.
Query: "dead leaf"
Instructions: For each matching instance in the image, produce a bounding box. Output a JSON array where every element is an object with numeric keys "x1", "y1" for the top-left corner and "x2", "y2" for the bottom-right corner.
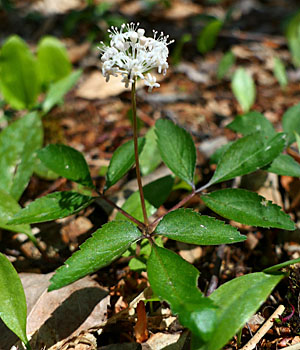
[
  {"x1": 134, "y1": 301, "x2": 148, "y2": 343},
  {"x1": 145, "y1": 332, "x2": 181, "y2": 350},
  {"x1": 76, "y1": 72, "x2": 129, "y2": 100},
  {"x1": 5, "y1": 273, "x2": 110, "y2": 349},
  {"x1": 29, "y1": 0, "x2": 86, "y2": 14}
]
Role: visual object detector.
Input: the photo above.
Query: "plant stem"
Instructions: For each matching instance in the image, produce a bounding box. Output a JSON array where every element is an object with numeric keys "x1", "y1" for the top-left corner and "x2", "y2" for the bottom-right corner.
[
  {"x1": 97, "y1": 191, "x2": 146, "y2": 230},
  {"x1": 131, "y1": 80, "x2": 149, "y2": 227},
  {"x1": 149, "y1": 189, "x2": 196, "y2": 231}
]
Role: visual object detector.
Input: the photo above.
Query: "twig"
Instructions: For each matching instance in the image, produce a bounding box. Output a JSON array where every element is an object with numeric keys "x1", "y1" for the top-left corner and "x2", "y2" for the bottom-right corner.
[
  {"x1": 240, "y1": 305, "x2": 285, "y2": 350},
  {"x1": 282, "y1": 342, "x2": 300, "y2": 350}
]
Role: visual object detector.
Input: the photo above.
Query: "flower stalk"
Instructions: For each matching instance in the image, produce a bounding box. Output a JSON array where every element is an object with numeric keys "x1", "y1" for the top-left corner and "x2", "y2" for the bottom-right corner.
[{"x1": 131, "y1": 80, "x2": 148, "y2": 228}]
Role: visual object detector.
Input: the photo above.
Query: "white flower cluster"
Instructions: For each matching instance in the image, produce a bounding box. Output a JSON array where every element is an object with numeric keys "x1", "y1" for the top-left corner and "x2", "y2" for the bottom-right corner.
[{"x1": 98, "y1": 23, "x2": 174, "y2": 91}]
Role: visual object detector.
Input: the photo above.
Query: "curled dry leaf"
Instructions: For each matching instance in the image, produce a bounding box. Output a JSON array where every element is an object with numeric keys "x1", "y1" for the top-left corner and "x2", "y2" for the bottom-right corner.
[{"x1": 0, "y1": 273, "x2": 109, "y2": 350}]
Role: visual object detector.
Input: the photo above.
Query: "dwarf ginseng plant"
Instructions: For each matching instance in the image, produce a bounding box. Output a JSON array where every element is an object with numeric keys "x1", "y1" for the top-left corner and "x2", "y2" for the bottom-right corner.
[{"x1": 7, "y1": 23, "x2": 299, "y2": 349}]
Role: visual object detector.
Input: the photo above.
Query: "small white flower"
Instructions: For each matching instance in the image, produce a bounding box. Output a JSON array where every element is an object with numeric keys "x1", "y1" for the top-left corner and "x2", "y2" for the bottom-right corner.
[
  {"x1": 144, "y1": 73, "x2": 160, "y2": 92},
  {"x1": 98, "y1": 22, "x2": 174, "y2": 91}
]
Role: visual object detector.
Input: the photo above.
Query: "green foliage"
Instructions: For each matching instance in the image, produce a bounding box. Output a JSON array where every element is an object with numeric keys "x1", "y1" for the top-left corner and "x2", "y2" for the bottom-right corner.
[
  {"x1": 0, "y1": 253, "x2": 30, "y2": 349},
  {"x1": 282, "y1": 103, "x2": 300, "y2": 145},
  {"x1": 200, "y1": 272, "x2": 284, "y2": 350},
  {"x1": 264, "y1": 153, "x2": 300, "y2": 177},
  {"x1": 155, "y1": 119, "x2": 196, "y2": 187},
  {"x1": 0, "y1": 112, "x2": 43, "y2": 200},
  {"x1": 37, "y1": 36, "x2": 72, "y2": 87},
  {"x1": 0, "y1": 189, "x2": 33, "y2": 238},
  {"x1": 226, "y1": 111, "x2": 276, "y2": 138},
  {"x1": 172, "y1": 33, "x2": 192, "y2": 65},
  {"x1": 49, "y1": 221, "x2": 141, "y2": 291},
  {"x1": 217, "y1": 50, "x2": 235, "y2": 79},
  {"x1": 209, "y1": 132, "x2": 286, "y2": 185},
  {"x1": 197, "y1": 19, "x2": 223, "y2": 54},
  {"x1": 273, "y1": 57, "x2": 288, "y2": 88},
  {"x1": 38, "y1": 144, "x2": 94, "y2": 188},
  {"x1": 8, "y1": 192, "x2": 94, "y2": 225},
  {"x1": 115, "y1": 176, "x2": 174, "y2": 222},
  {"x1": 263, "y1": 257, "x2": 300, "y2": 273},
  {"x1": 0, "y1": 34, "x2": 79, "y2": 113},
  {"x1": 147, "y1": 245, "x2": 217, "y2": 341},
  {"x1": 0, "y1": 35, "x2": 40, "y2": 110},
  {"x1": 296, "y1": 132, "x2": 300, "y2": 152},
  {"x1": 115, "y1": 191, "x2": 156, "y2": 222},
  {"x1": 105, "y1": 138, "x2": 145, "y2": 189},
  {"x1": 155, "y1": 209, "x2": 246, "y2": 245},
  {"x1": 140, "y1": 127, "x2": 162, "y2": 175},
  {"x1": 286, "y1": 12, "x2": 300, "y2": 67},
  {"x1": 42, "y1": 70, "x2": 82, "y2": 114},
  {"x1": 202, "y1": 188, "x2": 295, "y2": 230},
  {"x1": 231, "y1": 68, "x2": 256, "y2": 113}
]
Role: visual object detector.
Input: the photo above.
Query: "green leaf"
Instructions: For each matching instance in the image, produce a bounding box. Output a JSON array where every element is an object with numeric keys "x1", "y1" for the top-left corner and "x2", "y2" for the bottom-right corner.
[
  {"x1": 155, "y1": 119, "x2": 196, "y2": 187},
  {"x1": 286, "y1": 12, "x2": 300, "y2": 67},
  {"x1": 209, "y1": 132, "x2": 286, "y2": 185},
  {"x1": 217, "y1": 50, "x2": 235, "y2": 80},
  {"x1": 147, "y1": 245, "x2": 217, "y2": 341},
  {"x1": 49, "y1": 221, "x2": 141, "y2": 291},
  {"x1": 105, "y1": 138, "x2": 145, "y2": 190},
  {"x1": 210, "y1": 142, "x2": 233, "y2": 165},
  {"x1": 172, "y1": 33, "x2": 192, "y2": 66},
  {"x1": 115, "y1": 192, "x2": 156, "y2": 222},
  {"x1": 37, "y1": 36, "x2": 71, "y2": 86},
  {"x1": 42, "y1": 70, "x2": 82, "y2": 114},
  {"x1": 263, "y1": 257, "x2": 300, "y2": 273},
  {"x1": 0, "y1": 35, "x2": 40, "y2": 110},
  {"x1": 0, "y1": 188, "x2": 32, "y2": 237},
  {"x1": 0, "y1": 112, "x2": 43, "y2": 200},
  {"x1": 8, "y1": 191, "x2": 94, "y2": 225},
  {"x1": 273, "y1": 57, "x2": 288, "y2": 88},
  {"x1": 197, "y1": 19, "x2": 223, "y2": 54},
  {"x1": 155, "y1": 208, "x2": 246, "y2": 245},
  {"x1": 140, "y1": 127, "x2": 161, "y2": 176},
  {"x1": 264, "y1": 153, "x2": 300, "y2": 177},
  {"x1": 38, "y1": 144, "x2": 94, "y2": 188},
  {"x1": 0, "y1": 253, "x2": 30, "y2": 348},
  {"x1": 202, "y1": 272, "x2": 284, "y2": 350},
  {"x1": 296, "y1": 132, "x2": 300, "y2": 152},
  {"x1": 202, "y1": 188, "x2": 295, "y2": 230},
  {"x1": 143, "y1": 175, "x2": 174, "y2": 208},
  {"x1": 282, "y1": 103, "x2": 300, "y2": 145},
  {"x1": 226, "y1": 111, "x2": 276, "y2": 138},
  {"x1": 116, "y1": 175, "x2": 174, "y2": 222},
  {"x1": 231, "y1": 68, "x2": 256, "y2": 113}
]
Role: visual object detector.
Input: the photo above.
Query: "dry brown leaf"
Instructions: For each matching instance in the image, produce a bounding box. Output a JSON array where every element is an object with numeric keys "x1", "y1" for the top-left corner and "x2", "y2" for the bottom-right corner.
[
  {"x1": 145, "y1": 332, "x2": 181, "y2": 350},
  {"x1": 75, "y1": 72, "x2": 129, "y2": 100},
  {"x1": 68, "y1": 42, "x2": 91, "y2": 64},
  {"x1": 6, "y1": 273, "x2": 110, "y2": 349},
  {"x1": 29, "y1": 0, "x2": 86, "y2": 14},
  {"x1": 134, "y1": 300, "x2": 148, "y2": 343},
  {"x1": 163, "y1": 1, "x2": 202, "y2": 20}
]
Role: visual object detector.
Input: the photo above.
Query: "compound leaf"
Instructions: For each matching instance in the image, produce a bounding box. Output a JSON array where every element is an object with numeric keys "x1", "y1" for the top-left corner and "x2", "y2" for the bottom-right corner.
[
  {"x1": 37, "y1": 36, "x2": 71, "y2": 86},
  {"x1": 202, "y1": 188, "x2": 295, "y2": 230},
  {"x1": 0, "y1": 112, "x2": 43, "y2": 200},
  {"x1": 231, "y1": 68, "x2": 256, "y2": 113},
  {"x1": 8, "y1": 191, "x2": 94, "y2": 225},
  {"x1": 209, "y1": 132, "x2": 286, "y2": 185},
  {"x1": 155, "y1": 209, "x2": 246, "y2": 245},
  {"x1": 0, "y1": 35, "x2": 39, "y2": 110},
  {"x1": 147, "y1": 245, "x2": 217, "y2": 341},
  {"x1": 200, "y1": 272, "x2": 283, "y2": 350},
  {"x1": 226, "y1": 111, "x2": 276, "y2": 138},
  {"x1": 156, "y1": 119, "x2": 196, "y2": 187},
  {"x1": 0, "y1": 189, "x2": 32, "y2": 237},
  {"x1": 38, "y1": 144, "x2": 94, "y2": 188},
  {"x1": 282, "y1": 103, "x2": 300, "y2": 145},
  {"x1": 49, "y1": 221, "x2": 141, "y2": 291},
  {"x1": 264, "y1": 153, "x2": 300, "y2": 177},
  {"x1": 140, "y1": 127, "x2": 161, "y2": 176},
  {"x1": 105, "y1": 138, "x2": 145, "y2": 190},
  {"x1": 0, "y1": 253, "x2": 30, "y2": 348},
  {"x1": 42, "y1": 70, "x2": 82, "y2": 114}
]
